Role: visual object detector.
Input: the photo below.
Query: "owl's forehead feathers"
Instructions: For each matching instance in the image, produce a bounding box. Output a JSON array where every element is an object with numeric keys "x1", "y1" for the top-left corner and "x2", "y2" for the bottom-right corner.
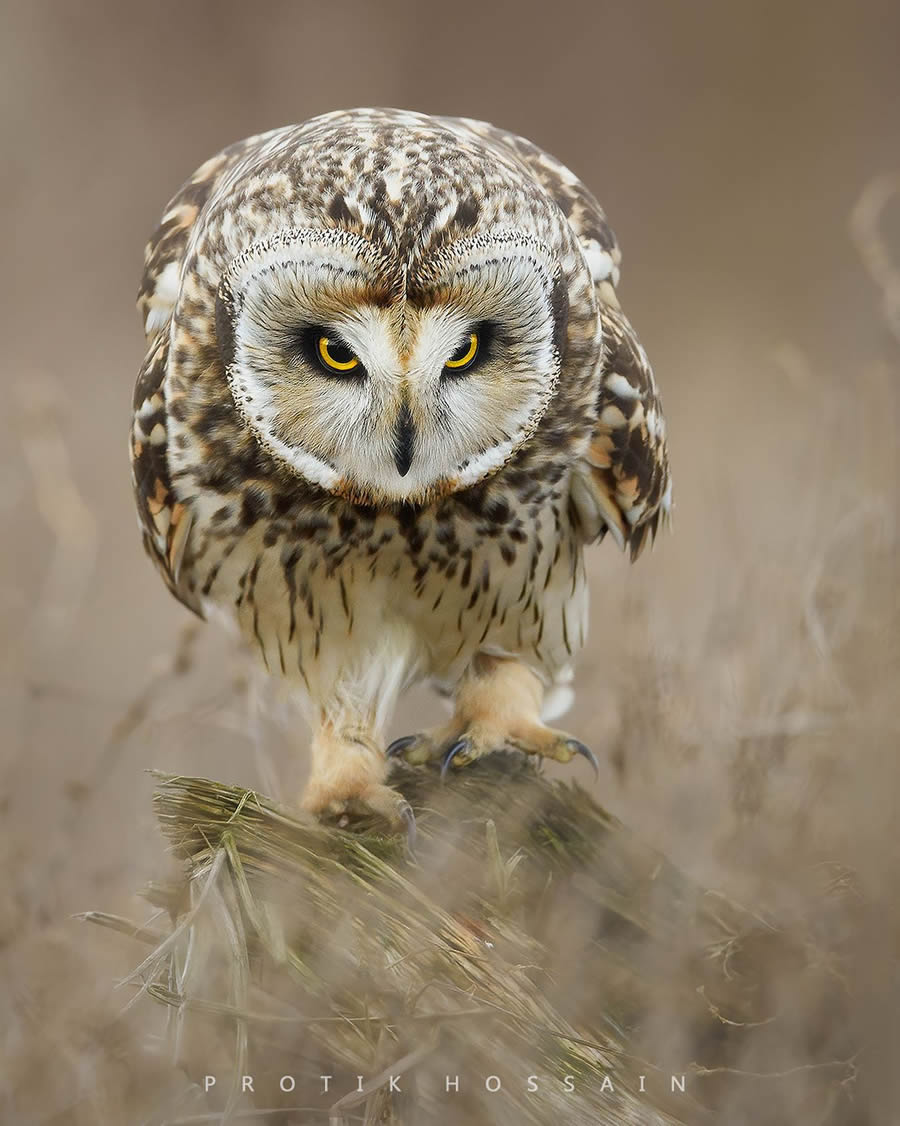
[{"x1": 196, "y1": 110, "x2": 568, "y2": 277}]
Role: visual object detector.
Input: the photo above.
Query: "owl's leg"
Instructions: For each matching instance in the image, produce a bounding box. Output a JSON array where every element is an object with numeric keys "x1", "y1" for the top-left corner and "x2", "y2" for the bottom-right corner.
[
  {"x1": 387, "y1": 654, "x2": 598, "y2": 775},
  {"x1": 301, "y1": 720, "x2": 415, "y2": 846}
]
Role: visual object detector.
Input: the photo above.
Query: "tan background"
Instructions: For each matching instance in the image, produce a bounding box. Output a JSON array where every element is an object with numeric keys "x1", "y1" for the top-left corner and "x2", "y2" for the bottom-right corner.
[{"x1": 2, "y1": 0, "x2": 899, "y2": 1121}]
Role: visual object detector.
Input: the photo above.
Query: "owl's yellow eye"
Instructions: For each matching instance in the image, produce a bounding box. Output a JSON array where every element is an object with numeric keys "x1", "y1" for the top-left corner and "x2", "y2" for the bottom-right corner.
[
  {"x1": 445, "y1": 332, "x2": 480, "y2": 372},
  {"x1": 317, "y1": 335, "x2": 360, "y2": 372}
]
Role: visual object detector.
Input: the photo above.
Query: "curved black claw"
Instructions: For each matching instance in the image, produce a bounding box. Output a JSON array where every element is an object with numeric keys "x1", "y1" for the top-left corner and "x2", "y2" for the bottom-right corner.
[
  {"x1": 440, "y1": 737, "x2": 471, "y2": 780},
  {"x1": 399, "y1": 801, "x2": 417, "y2": 854},
  {"x1": 567, "y1": 739, "x2": 600, "y2": 777},
  {"x1": 387, "y1": 734, "x2": 419, "y2": 758}
]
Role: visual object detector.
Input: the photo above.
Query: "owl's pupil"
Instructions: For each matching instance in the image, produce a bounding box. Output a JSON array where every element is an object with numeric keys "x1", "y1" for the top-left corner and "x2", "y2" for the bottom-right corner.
[
  {"x1": 297, "y1": 325, "x2": 363, "y2": 376},
  {"x1": 444, "y1": 323, "x2": 492, "y2": 375},
  {"x1": 328, "y1": 340, "x2": 352, "y2": 363}
]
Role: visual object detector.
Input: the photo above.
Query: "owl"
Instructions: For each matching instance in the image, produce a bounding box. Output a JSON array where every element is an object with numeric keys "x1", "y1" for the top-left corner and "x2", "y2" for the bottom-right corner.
[{"x1": 131, "y1": 108, "x2": 671, "y2": 838}]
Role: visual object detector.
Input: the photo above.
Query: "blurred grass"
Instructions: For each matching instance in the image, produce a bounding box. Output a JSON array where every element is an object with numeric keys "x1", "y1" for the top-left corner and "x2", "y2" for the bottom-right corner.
[{"x1": 82, "y1": 754, "x2": 861, "y2": 1124}]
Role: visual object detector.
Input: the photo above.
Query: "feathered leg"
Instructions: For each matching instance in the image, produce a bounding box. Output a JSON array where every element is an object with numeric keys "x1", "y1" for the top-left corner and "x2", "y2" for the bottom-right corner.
[{"x1": 302, "y1": 719, "x2": 416, "y2": 843}]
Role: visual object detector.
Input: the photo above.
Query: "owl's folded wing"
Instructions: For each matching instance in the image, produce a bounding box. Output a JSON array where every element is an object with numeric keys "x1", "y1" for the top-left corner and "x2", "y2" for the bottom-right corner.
[
  {"x1": 131, "y1": 331, "x2": 202, "y2": 615},
  {"x1": 132, "y1": 138, "x2": 262, "y2": 613},
  {"x1": 569, "y1": 302, "x2": 672, "y2": 560}
]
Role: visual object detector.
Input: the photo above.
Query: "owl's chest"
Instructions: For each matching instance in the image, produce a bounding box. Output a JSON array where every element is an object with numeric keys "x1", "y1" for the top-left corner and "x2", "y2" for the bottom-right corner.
[
  {"x1": 286, "y1": 499, "x2": 542, "y2": 636},
  {"x1": 190, "y1": 484, "x2": 583, "y2": 680}
]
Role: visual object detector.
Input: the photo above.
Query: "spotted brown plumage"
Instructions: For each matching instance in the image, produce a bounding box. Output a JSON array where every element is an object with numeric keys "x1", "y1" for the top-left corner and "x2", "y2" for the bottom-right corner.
[
  {"x1": 130, "y1": 108, "x2": 672, "y2": 832},
  {"x1": 130, "y1": 330, "x2": 199, "y2": 614},
  {"x1": 132, "y1": 132, "x2": 270, "y2": 614},
  {"x1": 456, "y1": 116, "x2": 671, "y2": 558}
]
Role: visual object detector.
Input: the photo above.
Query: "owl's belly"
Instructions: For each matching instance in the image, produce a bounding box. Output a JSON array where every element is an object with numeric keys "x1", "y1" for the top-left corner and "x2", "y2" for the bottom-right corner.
[
  {"x1": 187, "y1": 499, "x2": 588, "y2": 710},
  {"x1": 390, "y1": 534, "x2": 588, "y2": 684}
]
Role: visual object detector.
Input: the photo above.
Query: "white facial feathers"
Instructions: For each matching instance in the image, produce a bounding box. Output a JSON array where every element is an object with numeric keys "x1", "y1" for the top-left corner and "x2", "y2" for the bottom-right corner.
[{"x1": 218, "y1": 226, "x2": 568, "y2": 504}]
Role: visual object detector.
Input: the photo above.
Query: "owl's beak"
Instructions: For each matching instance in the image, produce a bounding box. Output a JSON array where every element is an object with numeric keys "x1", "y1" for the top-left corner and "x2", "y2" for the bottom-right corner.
[{"x1": 394, "y1": 402, "x2": 415, "y2": 477}]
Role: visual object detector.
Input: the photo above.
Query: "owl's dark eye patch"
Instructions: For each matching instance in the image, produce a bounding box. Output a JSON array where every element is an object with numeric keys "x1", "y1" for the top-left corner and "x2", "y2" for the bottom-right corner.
[
  {"x1": 443, "y1": 321, "x2": 494, "y2": 377},
  {"x1": 291, "y1": 325, "x2": 366, "y2": 379}
]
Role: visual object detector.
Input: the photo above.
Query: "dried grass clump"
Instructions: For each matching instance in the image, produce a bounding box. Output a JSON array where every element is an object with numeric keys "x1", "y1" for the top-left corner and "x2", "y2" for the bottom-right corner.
[{"x1": 85, "y1": 755, "x2": 857, "y2": 1125}]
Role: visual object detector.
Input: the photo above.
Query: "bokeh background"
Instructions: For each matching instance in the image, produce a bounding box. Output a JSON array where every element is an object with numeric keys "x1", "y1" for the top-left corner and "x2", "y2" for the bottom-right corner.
[{"x1": 2, "y1": 0, "x2": 899, "y2": 1121}]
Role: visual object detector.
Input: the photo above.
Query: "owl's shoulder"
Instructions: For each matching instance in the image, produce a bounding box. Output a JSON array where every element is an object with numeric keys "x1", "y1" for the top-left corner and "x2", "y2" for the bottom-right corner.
[
  {"x1": 136, "y1": 130, "x2": 285, "y2": 342},
  {"x1": 439, "y1": 115, "x2": 622, "y2": 291}
]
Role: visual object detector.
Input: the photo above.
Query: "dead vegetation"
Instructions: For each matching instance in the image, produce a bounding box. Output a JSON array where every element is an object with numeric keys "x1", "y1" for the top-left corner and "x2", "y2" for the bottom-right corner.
[{"x1": 82, "y1": 758, "x2": 859, "y2": 1124}]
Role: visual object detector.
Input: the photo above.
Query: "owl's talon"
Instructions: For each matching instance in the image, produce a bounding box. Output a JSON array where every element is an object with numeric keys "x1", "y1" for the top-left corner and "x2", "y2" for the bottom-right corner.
[
  {"x1": 440, "y1": 737, "x2": 472, "y2": 779},
  {"x1": 387, "y1": 734, "x2": 419, "y2": 758},
  {"x1": 567, "y1": 738, "x2": 600, "y2": 776}
]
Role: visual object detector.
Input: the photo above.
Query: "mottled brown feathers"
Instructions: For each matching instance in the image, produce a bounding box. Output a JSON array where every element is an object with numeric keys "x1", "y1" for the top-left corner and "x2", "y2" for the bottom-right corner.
[
  {"x1": 130, "y1": 108, "x2": 672, "y2": 820},
  {"x1": 130, "y1": 332, "x2": 201, "y2": 615}
]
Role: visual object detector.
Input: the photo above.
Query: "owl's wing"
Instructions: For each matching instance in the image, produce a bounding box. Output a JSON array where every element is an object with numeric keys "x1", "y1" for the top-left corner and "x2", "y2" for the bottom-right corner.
[
  {"x1": 443, "y1": 117, "x2": 672, "y2": 560},
  {"x1": 132, "y1": 137, "x2": 262, "y2": 614},
  {"x1": 131, "y1": 330, "x2": 201, "y2": 614},
  {"x1": 568, "y1": 302, "x2": 671, "y2": 560}
]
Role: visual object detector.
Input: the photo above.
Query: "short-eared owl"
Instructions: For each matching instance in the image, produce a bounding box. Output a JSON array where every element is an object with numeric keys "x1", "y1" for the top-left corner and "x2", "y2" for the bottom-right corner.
[{"x1": 131, "y1": 108, "x2": 671, "y2": 834}]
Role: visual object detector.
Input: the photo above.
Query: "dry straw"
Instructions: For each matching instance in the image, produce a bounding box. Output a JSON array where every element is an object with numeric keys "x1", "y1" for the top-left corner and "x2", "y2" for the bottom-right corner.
[{"x1": 85, "y1": 754, "x2": 854, "y2": 1124}]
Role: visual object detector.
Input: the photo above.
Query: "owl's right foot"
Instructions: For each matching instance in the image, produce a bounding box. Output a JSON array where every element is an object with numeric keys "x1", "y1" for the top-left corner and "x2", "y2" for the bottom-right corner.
[
  {"x1": 303, "y1": 778, "x2": 416, "y2": 850},
  {"x1": 301, "y1": 726, "x2": 416, "y2": 850}
]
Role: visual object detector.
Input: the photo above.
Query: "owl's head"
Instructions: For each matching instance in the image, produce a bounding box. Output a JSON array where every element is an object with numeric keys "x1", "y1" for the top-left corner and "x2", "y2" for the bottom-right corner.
[{"x1": 216, "y1": 226, "x2": 569, "y2": 506}]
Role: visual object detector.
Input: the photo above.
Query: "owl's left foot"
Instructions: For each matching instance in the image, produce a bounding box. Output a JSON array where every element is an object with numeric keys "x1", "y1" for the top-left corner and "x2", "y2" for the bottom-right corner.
[
  {"x1": 388, "y1": 725, "x2": 597, "y2": 777},
  {"x1": 386, "y1": 654, "x2": 598, "y2": 778}
]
